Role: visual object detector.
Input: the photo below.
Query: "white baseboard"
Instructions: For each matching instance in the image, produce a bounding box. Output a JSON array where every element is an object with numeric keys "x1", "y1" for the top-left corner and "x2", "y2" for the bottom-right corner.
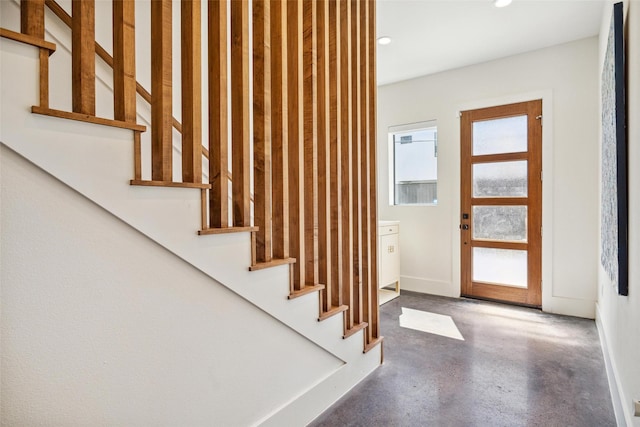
[
  {"x1": 542, "y1": 295, "x2": 596, "y2": 319},
  {"x1": 596, "y1": 303, "x2": 632, "y2": 427},
  {"x1": 399, "y1": 275, "x2": 458, "y2": 298}
]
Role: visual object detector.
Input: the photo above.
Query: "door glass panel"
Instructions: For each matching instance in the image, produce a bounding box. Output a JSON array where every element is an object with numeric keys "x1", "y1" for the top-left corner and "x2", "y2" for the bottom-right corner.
[
  {"x1": 473, "y1": 206, "x2": 527, "y2": 242},
  {"x1": 473, "y1": 161, "x2": 527, "y2": 198},
  {"x1": 473, "y1": 248, "x2": 528, "y2": 287},
  {"x1": 472, "y1": 115, "x2": 527, "y2": 155}
]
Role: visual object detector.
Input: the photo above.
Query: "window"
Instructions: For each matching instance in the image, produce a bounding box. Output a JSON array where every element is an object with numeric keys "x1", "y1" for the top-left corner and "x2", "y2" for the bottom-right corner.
[{"x1": 389, "y1": 120, "x2": 438, "y2": 205}]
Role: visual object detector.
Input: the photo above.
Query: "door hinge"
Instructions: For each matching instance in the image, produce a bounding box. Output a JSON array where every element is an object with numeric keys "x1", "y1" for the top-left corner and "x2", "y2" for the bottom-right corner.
[
  {"x1": 541, "y1": 170, "x2": 543, "y2": 181},
  {"x1": 536, "y1": 115, "x2": 543, "y2": 126}
]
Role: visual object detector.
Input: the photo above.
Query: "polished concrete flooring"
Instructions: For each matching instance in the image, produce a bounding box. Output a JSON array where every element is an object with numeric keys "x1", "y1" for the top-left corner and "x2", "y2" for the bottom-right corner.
[{"x1": 310, "y1": 291, "x2": 615, "y2": 427}]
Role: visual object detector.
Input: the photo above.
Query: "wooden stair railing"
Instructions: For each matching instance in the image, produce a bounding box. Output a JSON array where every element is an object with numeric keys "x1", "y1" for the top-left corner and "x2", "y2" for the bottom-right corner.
[
  {"x1": 37, "y1": 0, "x2": 251, "y2": 226},
  {"x1": 23, "y1": 0, "x2": 145, "y2": 133},
  {"x1": 7, "y1": 0, "x2": 382, "y2": 353}
]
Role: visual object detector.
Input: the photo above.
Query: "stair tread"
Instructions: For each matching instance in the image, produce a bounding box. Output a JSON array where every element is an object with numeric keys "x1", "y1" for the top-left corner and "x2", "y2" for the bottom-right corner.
[
  {"x1": 343, "y1": 321, "x2": 368, "y2": 339},
  {"x1": 288, "y1": 284, "x2": 325, "y2": 300},
  {"x1": 249, "y1": 257, "x2": 296, "y2": 271},
  {"x1": 198, "y1": 226, "x2": 258, "y2": 235},
  {"x1": 130, "y1": 179, "x2": 210, "y2": 190},
  {"x1": 363, "y1": 336, "x2": 384, "y2": 354},
  {"x1": 318, "y1": 305, "x2": 349, "y2": 321},
  {"x1": 32, "y1": 106, "x2": 146, "y2": 131}
]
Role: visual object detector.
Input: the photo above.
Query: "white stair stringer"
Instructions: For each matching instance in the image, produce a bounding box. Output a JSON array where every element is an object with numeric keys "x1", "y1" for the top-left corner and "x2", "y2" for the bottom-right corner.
[{"x1": 0, "y1": 37, "x2": 381, "y2": 426}]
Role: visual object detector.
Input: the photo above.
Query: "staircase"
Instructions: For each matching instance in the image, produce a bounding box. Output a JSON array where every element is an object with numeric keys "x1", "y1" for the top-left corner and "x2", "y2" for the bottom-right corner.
[{"x1": 0, "y1": 0, "x2": 382, "y2": 425}]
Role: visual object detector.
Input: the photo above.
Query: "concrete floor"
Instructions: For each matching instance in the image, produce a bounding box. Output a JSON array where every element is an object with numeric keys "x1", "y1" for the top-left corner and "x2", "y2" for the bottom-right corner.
[{"x1": 310, "y1": 291, "x2": 615, "y2": 427}]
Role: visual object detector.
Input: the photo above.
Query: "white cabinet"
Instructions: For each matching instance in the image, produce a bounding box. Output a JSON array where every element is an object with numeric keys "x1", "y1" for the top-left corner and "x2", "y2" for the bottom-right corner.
[{"x1": 378, "y1": 221, "x2": 400, "y2": 304}]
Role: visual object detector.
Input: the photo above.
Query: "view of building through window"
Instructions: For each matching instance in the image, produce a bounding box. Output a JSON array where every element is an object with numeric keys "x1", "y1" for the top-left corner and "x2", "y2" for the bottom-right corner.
[{"x1": 390, "y1": 121, "x2": 438, "y2": 205}]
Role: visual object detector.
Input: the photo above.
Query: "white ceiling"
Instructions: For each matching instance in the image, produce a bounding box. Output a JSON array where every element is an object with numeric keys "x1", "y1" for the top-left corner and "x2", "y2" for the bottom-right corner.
[{"x1": 376, "y1": 0, "x2": 606, "y2": 86}]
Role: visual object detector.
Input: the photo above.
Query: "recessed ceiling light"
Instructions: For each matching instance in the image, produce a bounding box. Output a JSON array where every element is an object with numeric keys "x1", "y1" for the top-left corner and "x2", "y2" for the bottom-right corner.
[
  {"x1": 494, "y1": 0, "x2": 512, "y2": 7},
  {"x1": 377, "y1": 36, "x2": 392, "y2": 46}
]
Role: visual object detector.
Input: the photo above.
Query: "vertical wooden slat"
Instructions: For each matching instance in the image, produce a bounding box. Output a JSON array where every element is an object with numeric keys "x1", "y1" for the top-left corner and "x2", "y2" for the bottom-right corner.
[
  {"x1": 317, "y1": 0, "x2": 331, "y2": 311},
  {"x1": 181, "y1": 0, "x2": 203, "y2": 183},
  {"x1": 303, "y1": 0, "x2": 319, "y2": 286},
  {"x1": 360, "y1": 0, "x2": 372, "y2": 343},
  {"x1": 367, "y1": 0, "x2": 380, "y2": 343},
  {"x1": 71, "y1": 0, "x2": 95, "y2": 116},
  {"x1": 133, "y1": 131, "x2": 142, "y2": 180},
  {"x1": 288, "y1": 0, "x2": 305, "y2": 290},
  {"x1": 21, "y1": 0, "x2": 48, "y2": 108},
  {"x1": 38, "y1": 46, "x2": 49, "y2": 108},
  {"x1": 339, "y1": 0, "x2": 353, "y2": 329},
  {"x1": 200, "y1": 189, "x2": 208, "y2": 230},
  {"x1": 328, "y1": 0, "x2": 343, "y2": 309},
  {"x1": 151, "y1": 0, "x2": 172, "y2": 181},
  {"x1": 231, "y1": 0, "x2": 251, "y2": 226},
  {"x1": 113, "y1": 0, "x2": 136, "y2": 123},
  {"x1": 208, "y1": 0, "x2": 229, "y2": 228},
  {"x1": 270, "y1": 0, "x2": 290, "y2": 259},
  {"x1": 253, "y1": 0, "x2": 272, "y2": 262},
  {"x1": 350, "y1": 0, "x2": 363, "y2": 326},
  {"x1": 21, "y1": 0, "x2": 45, "y2": 37}
]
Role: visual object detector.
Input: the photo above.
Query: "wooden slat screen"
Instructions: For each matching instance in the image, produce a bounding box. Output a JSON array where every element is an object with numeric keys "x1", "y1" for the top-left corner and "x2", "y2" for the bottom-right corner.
[{"x1": 25, "y1": 0, "x2": 381, "y2": 351}]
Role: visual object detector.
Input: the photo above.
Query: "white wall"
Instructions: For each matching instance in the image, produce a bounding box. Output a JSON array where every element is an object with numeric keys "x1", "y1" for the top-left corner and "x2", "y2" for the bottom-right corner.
[
  {"x1": 596, "y1": 1, "x2": 640, "y2": 426},
  {"x1": 0, "y1": 146, "x2": 344, "y2": 426},
  {"x1": 377, "y1": 36, "x2": 600, "y2": 318}
]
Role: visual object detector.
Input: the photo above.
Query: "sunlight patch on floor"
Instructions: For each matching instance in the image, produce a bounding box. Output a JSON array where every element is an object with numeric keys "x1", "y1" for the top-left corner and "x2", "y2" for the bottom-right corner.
[{"x1": 399, "y1": 307, "x2": 464, "y2": 341}]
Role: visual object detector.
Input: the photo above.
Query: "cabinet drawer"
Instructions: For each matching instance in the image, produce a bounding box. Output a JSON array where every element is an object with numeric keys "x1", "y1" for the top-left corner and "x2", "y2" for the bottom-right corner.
[{"x1": 378, "y1": 224, "x2": 399, "y2": 236}]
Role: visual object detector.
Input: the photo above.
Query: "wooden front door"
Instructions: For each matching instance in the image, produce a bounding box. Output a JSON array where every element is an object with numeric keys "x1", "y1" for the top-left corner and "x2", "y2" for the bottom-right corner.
[{"x1": 460, "y1": 100, "x2": 542, "y2": 307}]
